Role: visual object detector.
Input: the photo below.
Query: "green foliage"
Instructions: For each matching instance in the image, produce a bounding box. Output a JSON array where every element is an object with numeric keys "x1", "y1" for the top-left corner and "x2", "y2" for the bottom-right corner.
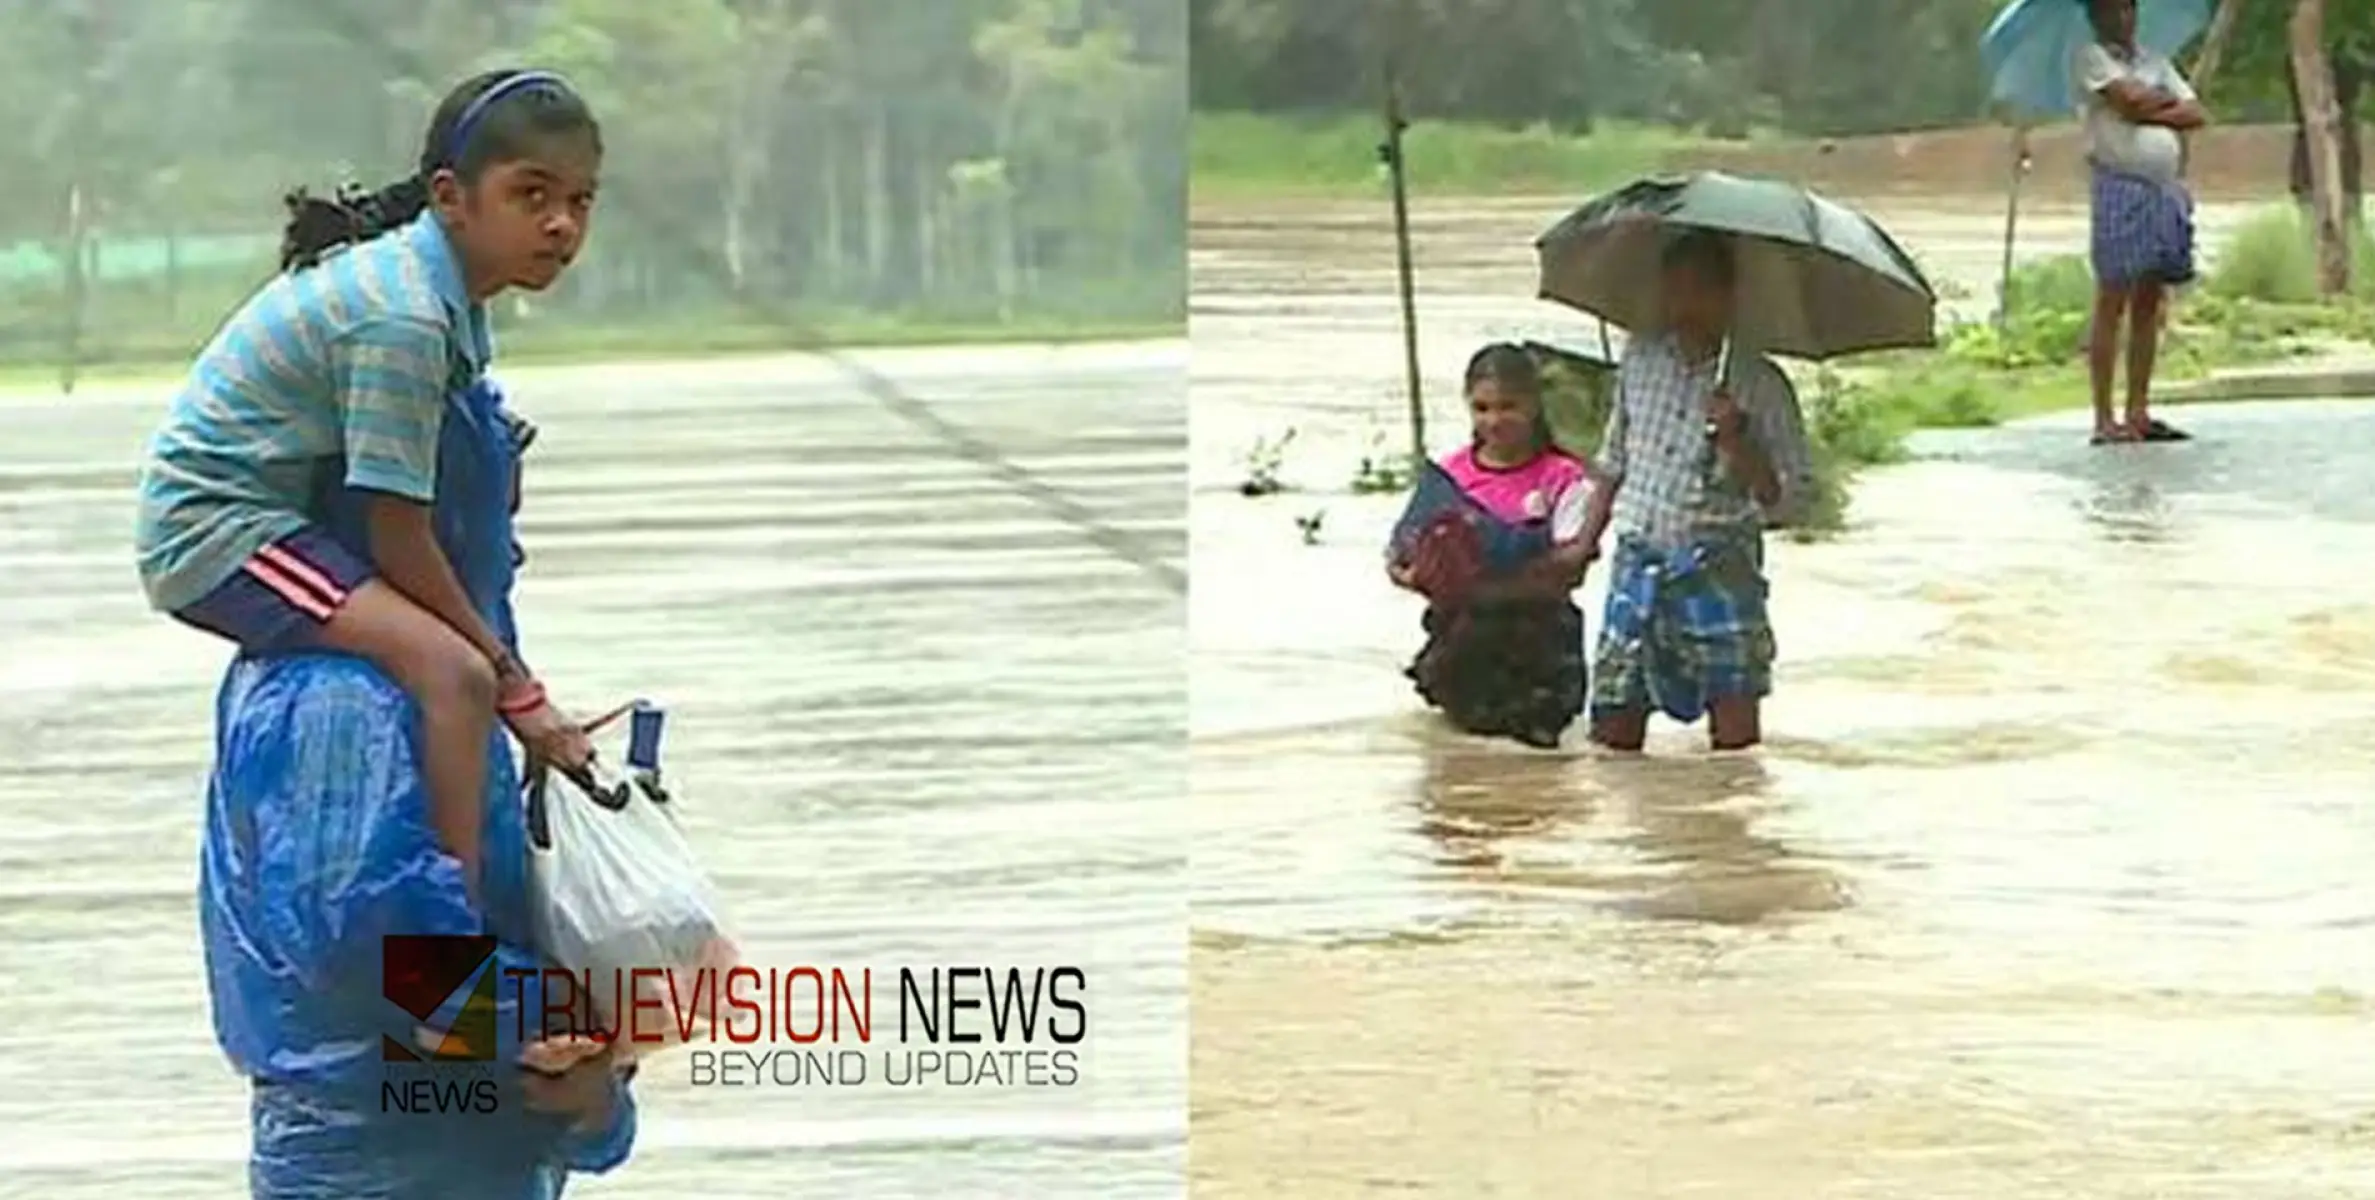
[
  {"x1": 1191, "y1": 0, "x2": 2373, "y2": 145},
  {"x1": 1788, "y1": 368, "x2": 1908, "y2": 537},
  {"x1": 1194, "y1": 0, "x2": 2009, "y2": 139},
  {"x1": 1968, "y1": 253, "x2": 2098, "y2": 367},
  {"x1": 2195, "y1": 0, "x2": 2375, "y2": 115},
  {"x1": 1238, "y1": 428, "x2": 1297, "y2": 496},
  {"x1": 1190, "y1": 112, "x2": 1728, "y2": 199},
  {"x1": 1193, "y1": 0, "x2": 1672, "y2": 130},
  {"x1": 2002, "y1": 253, "x2": 2098, "y2": 315},
  {"x1": 2208, "y1": 204, "x2": 2375, "y2": 303},
  {"x1": 1528, "y1": 341, "x2": 1617, "y2": 457},
  {"x1": 1349, "y1": 427, "x2": 1416, "y2": 495},
  {"x1": 0, "y1": 0, "x2": 1186, "y2": 373}
]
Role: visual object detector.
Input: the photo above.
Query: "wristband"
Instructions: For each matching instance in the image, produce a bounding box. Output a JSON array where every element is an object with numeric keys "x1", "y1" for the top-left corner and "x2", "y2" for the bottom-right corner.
[{"x1": 497, "y1": 678, "x2": 548, "y2": 716}]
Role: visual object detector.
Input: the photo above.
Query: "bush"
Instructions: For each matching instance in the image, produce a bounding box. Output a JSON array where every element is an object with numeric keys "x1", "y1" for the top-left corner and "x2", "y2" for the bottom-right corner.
[
  {"x1": 1948, "y1": 253, "x2": 2097, "y2": 370},
  {"x1": 2209, "y1": 204, "x2": 2375, "y2": 304},
  {"x1": 1528, "y1": 341, "x2": 1616, "y2": 456},
  {"x1": 2213, "y1": 206, "x2": 2322, "y2": 302},
  {"x1": 1772, "y1": 368, "x2": 1917, "y2": 539},
  {"x1": 1804, "y1": 369, "x2": 1915, "y2": 464},
  {"x1": 2002, "y1": 252, "x2": 2097, "y2": 315}
]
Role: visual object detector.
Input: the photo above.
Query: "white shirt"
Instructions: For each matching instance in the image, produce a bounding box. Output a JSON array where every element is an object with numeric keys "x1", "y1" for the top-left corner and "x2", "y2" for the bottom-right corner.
[{"x1": 2073, "y1": 41, "x2": 2194, "y2": 181}]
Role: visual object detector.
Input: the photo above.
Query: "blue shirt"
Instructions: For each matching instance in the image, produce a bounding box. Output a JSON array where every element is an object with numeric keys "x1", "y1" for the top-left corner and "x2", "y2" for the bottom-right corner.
[{"x1": 133, "y1": 212, "x2": 492, "y2": 613}]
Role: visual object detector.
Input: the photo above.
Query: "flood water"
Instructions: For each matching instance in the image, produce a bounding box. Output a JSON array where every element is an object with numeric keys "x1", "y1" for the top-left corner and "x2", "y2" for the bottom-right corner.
[
  {"x1": 1188, "y1": 196, "x2": 2375, "y2": 1197},
  {"x1": 0, "y1": 341, "x2": 1188, "y2": 1197}
]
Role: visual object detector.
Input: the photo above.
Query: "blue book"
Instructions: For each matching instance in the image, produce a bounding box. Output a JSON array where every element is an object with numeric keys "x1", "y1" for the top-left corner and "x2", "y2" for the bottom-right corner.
[{"x1": 1385, "y1": 459, "x2": 1553, "y2": 577}]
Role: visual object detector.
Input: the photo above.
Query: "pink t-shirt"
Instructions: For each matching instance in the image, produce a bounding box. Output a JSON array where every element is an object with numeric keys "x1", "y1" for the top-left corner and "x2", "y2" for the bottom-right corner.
[{"x1": 1439, "y1": 446, "x2": 1591, "y2": 529}]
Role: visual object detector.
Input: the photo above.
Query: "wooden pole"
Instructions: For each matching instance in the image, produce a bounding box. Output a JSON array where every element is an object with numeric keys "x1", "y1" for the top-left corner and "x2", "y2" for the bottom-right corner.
[
  {"x1": 1996, "y1": 126, "x2": 2030, "y2": 330},
  {"x1": 58, "y1": 2, "x2": 105, "y2": 397},
  {"x1": 62, "y1": 184, "x2": 85, "y2": 396},
  {"x1": 1380, "y1": 43, "x2": 1425, "y2": 466}
]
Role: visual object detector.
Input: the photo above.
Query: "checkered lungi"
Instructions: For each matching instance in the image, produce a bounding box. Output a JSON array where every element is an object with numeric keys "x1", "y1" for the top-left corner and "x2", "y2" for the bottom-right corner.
[
  {"x1": 2089, "y1": 161, "x2": 2196, "y2": 289},
  {"x1": 1588, "y1": 531, "x2": 1775, "y2": 725}
]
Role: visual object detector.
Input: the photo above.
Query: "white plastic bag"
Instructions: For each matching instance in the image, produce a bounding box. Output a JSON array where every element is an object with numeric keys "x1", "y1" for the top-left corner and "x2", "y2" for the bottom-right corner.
[{"x1": 524, "y1": 744, "x2": 738, "y2": 1059}]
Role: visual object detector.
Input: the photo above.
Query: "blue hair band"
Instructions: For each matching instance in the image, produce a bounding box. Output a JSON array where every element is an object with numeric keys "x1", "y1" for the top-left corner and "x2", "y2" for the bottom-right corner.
[{"x1": 441, "y1": 70, "x2": 570, "y2": 169}]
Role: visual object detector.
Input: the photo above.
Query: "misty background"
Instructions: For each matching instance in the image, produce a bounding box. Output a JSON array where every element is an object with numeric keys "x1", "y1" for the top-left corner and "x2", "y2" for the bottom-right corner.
[
  {"x1": 0, "y1": 0, "x2": 1188, "y2": 379},
  {"x1": 1190, "y1": 0, "x2": 2365, "y2": 136}
]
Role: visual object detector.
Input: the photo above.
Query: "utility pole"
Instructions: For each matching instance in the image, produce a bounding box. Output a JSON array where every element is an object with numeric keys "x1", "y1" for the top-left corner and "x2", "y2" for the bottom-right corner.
[
  {"x1": 1379, "y1": 14, "x2": 1424, "y2": 466},
  {"x1": 1995, "y1": 127, "x2": 2030, "y2": 331},
  {"x1": 59, "y1": 1, "x2": 111, "y2": 396}
]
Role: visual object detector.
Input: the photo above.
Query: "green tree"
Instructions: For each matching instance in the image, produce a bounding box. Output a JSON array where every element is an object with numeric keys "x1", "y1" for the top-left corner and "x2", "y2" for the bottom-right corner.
[{"x1": 0, "y1": 0, "x2": 1187, "y2": 376}]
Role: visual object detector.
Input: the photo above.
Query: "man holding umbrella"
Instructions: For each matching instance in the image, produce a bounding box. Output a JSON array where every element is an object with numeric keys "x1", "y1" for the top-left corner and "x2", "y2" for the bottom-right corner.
[
  {"x1": 1573, "y1": 232, "x2": 1812, "y2": 753},
  {"x1": 1536, "y1": 171, "x2": 1938, "y2": 753}
]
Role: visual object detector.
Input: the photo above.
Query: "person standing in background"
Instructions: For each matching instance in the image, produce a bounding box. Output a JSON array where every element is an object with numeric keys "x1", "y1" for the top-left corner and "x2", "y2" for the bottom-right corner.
[{"x1": 2073, "y1": 0, "x2": 2209, "y2": 445}]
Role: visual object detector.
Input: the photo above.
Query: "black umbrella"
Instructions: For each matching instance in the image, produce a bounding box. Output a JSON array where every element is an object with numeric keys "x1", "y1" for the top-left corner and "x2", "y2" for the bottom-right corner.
[{"x1": 1535, "y1": 171, "x2": 1940, "y2": 360}]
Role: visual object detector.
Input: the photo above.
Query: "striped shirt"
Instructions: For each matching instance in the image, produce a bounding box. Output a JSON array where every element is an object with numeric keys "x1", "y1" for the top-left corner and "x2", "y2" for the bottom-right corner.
[
  {"x1": 1596, "y1": 332, "x2": 1812, "y2": 550},
  {"x1": 133, "y1": 212, "x2": 492, "y2": 613}
]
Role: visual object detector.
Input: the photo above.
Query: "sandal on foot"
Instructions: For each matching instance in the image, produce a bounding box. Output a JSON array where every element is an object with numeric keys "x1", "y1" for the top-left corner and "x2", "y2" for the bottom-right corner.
[{"x1": 2090, "y1": 427, "x2": 2137, "y2": 445}]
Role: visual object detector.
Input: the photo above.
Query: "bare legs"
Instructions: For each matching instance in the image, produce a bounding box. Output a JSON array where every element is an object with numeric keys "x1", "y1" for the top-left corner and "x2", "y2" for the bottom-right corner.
[
  {"x1": 1587, "y1": 696, "x2": 1762, "y2": 753},
  {"x1": 314, "y1": 579, "x2": 500, "y2": 890},
  {"x1": 2088, "y1": 279, "x2": 2168, "y2": 442}
]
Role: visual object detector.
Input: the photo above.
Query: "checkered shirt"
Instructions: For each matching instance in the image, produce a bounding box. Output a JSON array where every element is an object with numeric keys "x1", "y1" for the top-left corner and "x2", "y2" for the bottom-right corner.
[{"x1": 1595, "y1": 333, "x2": 1813, "y2": 550}]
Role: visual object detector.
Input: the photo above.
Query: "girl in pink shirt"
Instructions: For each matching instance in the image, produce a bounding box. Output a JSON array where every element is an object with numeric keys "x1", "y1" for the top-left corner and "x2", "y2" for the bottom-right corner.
[{"x1": 1386, "y1": 343, "x2": 1597, "y2": 748}]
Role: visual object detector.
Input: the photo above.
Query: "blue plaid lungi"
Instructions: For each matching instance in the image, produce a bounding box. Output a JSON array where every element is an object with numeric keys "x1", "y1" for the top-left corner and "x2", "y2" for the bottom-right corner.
[
  {"x1": 1589, "y1": 531, "x2": 1775, "y2": 725},
  {"x1": 2089, "y1": 161, "x2": 2196, "y2": 289}
]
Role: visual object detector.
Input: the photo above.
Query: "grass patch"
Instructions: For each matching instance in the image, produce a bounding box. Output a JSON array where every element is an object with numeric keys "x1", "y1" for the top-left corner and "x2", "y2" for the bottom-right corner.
[{"x1": 1191, "y1": 110, "x2": 1745, "y2": 201}]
